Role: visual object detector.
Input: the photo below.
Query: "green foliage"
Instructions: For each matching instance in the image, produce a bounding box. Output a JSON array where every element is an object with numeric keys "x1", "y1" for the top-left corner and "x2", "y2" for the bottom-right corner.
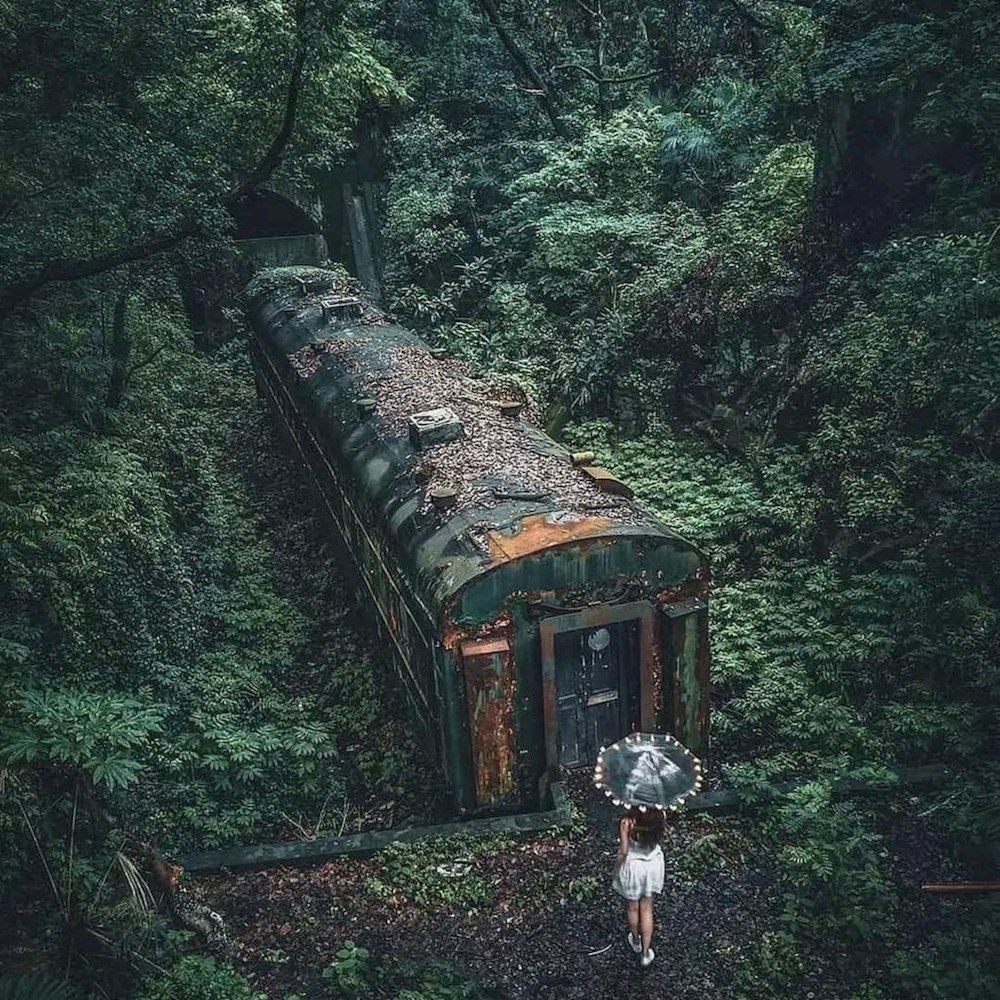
[
  {"x1": 772, "y1": 789, "x2": 897, "y2": 946},
  {"x1": 321, "y1": 947, "x2": 483, "y2": 1000},
  {"x1": 565, "y1": 874, "x2": 600, "y2": 903},
  {"x1": 243, "y1": 266, "x2": 352, "y2": 304},
  {"x1": 0, "y1": 0, "x2": 399, "y2": 317},
  {"x1": 3, "y1": 0, "x2": 1000, "y2": 997},
  {"x1": 136, "y1": 956, "x2": 267, "y2": 1000},
  {"x1": 887, "y1": 910, "x2": 1000, "y2": 1000},
  {"x1": 676, "y1": 821, "x2": 749, "y2": 882},
  {"x1": 364, "y1": 834, "x2": 510, "y2": 910},
  {"x1": 2, "y1": 690, "x2": 165, "y2": 790},
  {"x1": 322, "y1": 942, "x2": 373, "y2": 993},
  {"x1": 0, "y1": 293, "x2": 419, "y2": 859},
  {"x1": 0, "y1": 976, "x2": 78, "y2": 1000},
  {"x1": 730, "y1": 932, "x2": 806, "y2": 1000}
]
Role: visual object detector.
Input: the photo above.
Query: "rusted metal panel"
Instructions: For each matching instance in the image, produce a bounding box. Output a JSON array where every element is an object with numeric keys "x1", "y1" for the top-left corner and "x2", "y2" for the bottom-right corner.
[
  {"x1": 441, "y1": 612, "x2": 513, "y2": 653},
  {"x1": 461, "y1": 637, "x2": 511, "y2": 657},
  {"x1": 664, "y1": 605, "x2": 710, "y2": 753},
  {"x1": 640, "y1": 607, "x2": 659, "y2": 731},
  {"x1": 656, "y1": 567, "x2": 711, "y2": 606},
  {"x1": 461, "y1": 637, "x2": 516, "y2": 807},
  {"x1": 486, "y1": 512, "x2": 615, "y2": 563}
]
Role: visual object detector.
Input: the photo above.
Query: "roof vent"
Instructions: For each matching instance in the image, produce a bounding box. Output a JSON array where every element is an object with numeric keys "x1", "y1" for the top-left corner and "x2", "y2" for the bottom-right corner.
[
  {"x1": 430, "y1": 485, "x2": 459, "y2": 511},
  {"x1": 408, "y1": 408, "x2": 465, "y2": 449},
  {"x1": 320, "y1": 296, "x2": 363, "y2": 323},
  {"x1": 579, "y1": 465, "x2": 635, "y2": 498}
]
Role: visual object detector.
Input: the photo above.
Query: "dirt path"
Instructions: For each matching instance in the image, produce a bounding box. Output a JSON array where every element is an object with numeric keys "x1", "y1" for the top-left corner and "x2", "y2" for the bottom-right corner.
[
  {"x1": 189, "y1": 767, "x2": 964, "y2": 1000},
  {"x1": 191, "y1": 773, "x2": 787, "y2": 999}
]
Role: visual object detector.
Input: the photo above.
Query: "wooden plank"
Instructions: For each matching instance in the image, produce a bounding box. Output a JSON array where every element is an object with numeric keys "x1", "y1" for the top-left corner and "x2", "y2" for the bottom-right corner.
[
  {"x1": 684, "y1": 764, "x2": 953, "y2": 813},
  {"x1": 922, "y1": 882, "x2": 1000, "y2": 894},
  {"x1": 180, "y1": 782, "x2": 572, "y2": 873}
]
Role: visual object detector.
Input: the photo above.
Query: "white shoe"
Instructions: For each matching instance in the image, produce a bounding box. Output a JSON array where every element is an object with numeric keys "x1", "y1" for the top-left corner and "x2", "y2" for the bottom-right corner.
[
  {"x1": 627, "y1": 932, "x2": 641, "y2": 953},
  {"x1": 641, "y1": 948, "x2": 655, "y2": 968}
]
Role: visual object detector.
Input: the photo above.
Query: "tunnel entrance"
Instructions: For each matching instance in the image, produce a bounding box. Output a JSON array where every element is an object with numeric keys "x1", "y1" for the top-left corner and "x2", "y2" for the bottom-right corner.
[
  {"x1": 231, "y1": 188, "x2": 326, "y2": 266},
  {"x1": 230, "y1": 189, "x2": 320, "y2": 240}
]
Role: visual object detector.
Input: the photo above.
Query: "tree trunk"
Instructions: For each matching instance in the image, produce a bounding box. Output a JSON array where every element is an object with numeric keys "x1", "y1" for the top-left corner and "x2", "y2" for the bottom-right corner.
[{"x1": 475, "y1": 0, "x2": 572, "y2": 139}]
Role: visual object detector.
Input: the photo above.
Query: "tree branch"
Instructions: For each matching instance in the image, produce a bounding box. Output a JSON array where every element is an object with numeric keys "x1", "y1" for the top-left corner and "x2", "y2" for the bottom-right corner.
[
  {"x1": 553, "y1": 62, "x2": 658, "y2": 84},
  {"x1": 227, "y1": 0, "x2": 310, "y2": 203},
  {"x1": 0, "y1": 0, "x2": 312, "y2": 325},
  {"x1": 0, "y1": 226, "x2": 197, "y2": 324},
  {"x1": 474, "y1": 0, "x2": 572, "y2": 139}
]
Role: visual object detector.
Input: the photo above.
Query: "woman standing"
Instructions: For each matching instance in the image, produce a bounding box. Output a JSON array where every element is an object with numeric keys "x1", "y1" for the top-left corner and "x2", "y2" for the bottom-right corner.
[{"x1": 612, "y1": 808, "x2": 666, "y2": 967}]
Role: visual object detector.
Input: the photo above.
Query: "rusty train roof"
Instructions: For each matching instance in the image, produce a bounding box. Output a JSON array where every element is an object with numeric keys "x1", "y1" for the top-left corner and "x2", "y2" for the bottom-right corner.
[{"x1": 245, "y1": 267, "x2": 706, "y2": 619}]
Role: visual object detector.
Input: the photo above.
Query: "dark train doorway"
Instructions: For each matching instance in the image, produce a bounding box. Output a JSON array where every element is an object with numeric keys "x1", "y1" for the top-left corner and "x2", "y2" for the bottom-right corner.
[{"x1": 540, "y1": 601, "x2": 657, "y2": 772}]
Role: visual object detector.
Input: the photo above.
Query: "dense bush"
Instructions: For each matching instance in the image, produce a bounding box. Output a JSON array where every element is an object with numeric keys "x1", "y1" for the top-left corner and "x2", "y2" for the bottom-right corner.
[
  {"x1": 0, "y1": 294, "x2": 422, "y2": 992},
  {"x1": 136, "y1": 957, "x2": 267, "y2": 1000},
  {"x1": 374, "y1": 0, "x2": 1000, "y2": 995}
]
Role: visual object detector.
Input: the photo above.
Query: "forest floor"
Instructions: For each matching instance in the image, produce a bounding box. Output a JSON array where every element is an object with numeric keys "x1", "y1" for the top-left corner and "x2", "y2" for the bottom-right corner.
[{"x1": 189, "y1": 769, "x2": 955, "y2": 1000}]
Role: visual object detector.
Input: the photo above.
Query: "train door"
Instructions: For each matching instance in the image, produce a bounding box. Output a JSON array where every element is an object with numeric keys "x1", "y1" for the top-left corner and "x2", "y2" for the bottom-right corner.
[
  {"x1": 553, "y1": 620, "x2": 637, "y2": 765},
  {"x1": 540, "y1": 601, "x2": 656, "y2": 772}
]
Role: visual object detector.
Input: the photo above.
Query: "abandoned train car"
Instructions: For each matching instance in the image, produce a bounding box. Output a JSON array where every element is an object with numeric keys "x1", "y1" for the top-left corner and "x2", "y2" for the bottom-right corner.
[{"x1": 245, "y1": 267, "x2": 710, "y2": 815}]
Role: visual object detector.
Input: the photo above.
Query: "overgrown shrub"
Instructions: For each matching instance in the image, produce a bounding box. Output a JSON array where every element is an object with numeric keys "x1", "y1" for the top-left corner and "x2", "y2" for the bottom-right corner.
[{"x1": 136, "y1": 957, "x2": 267, "y2": 1000}]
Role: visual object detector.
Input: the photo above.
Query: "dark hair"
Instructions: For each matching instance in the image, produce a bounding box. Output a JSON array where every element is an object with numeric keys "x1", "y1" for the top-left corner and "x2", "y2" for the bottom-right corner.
[{"x1": 630, "y1": 808, "x2": 666, "y2": 848}]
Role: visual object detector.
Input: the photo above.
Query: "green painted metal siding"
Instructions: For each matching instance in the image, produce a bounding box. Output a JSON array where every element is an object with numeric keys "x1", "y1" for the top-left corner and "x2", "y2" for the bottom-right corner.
[
  {"x1": 245, "y1": 273, "x2": 706, "y2": 626},
  {"x1": 246, "y1": 268, "x2": 711, "y2": 815},
  {"x1": 448, "y1": 535, "x2": 703, "y2": 624},
  {"x1": 248, "y1": 324, "x2": 442, "y2": 743}
]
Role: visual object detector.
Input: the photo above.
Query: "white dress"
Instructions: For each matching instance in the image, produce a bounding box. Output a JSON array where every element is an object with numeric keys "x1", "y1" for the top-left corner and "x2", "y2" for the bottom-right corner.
[{"x1": 612, "y1": 840, "x2": 665, "y2": 900}]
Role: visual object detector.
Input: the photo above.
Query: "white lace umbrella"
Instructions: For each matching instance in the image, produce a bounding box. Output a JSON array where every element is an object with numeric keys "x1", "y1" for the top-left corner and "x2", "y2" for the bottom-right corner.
[{"x1": 593, "y1": 732, "x2": 703, "y2": 811}]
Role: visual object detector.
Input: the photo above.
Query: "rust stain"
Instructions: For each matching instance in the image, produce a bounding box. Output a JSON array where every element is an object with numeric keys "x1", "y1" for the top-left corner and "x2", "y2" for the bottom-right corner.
[
  {"x1": 650, "y1": 627, "x2": 664, "y2": 727},
  {"x1": 441, "y1": 612, "x2": 512, "y2": 652},
  {"x1": 656, "y1": 566, "x2": 711, "y2": 605},
  {"x1": 486, "y1": 513, "x2": 615, "y2": 563},
  {"x1": 460, "y1": 636, "x2": 510, "y2": 657},
  {"x1": 461, "y1": 621, "x2": 517, "y2": 805}
]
